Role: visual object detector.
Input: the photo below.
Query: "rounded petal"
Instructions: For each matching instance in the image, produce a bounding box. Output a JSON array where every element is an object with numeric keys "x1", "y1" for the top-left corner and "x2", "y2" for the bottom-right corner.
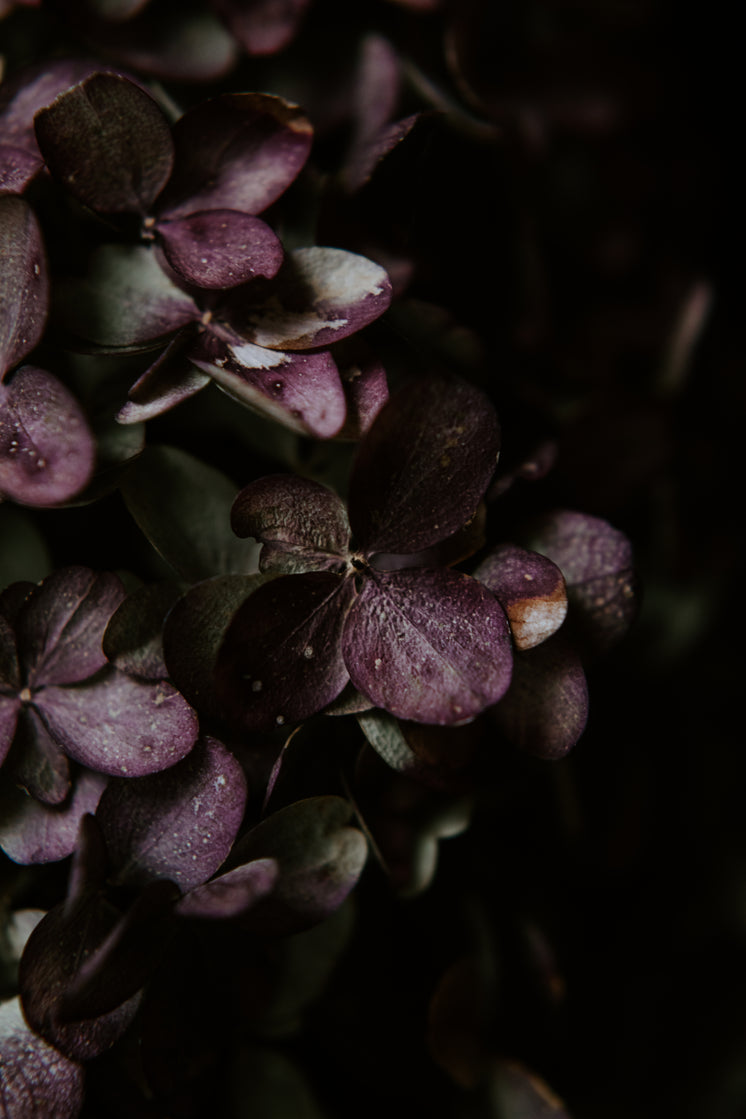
[
  {"x1": 473, "y1": 544, "x2": 567, "y2": 650},
  {"x1": 157, "y1": 210, "x2": 284, "y2": 289},
  {"x1": 0, "y1": 768, "x2": 107, "y2": 864},
  {"x1": 0, "y1": 195, "x2": 47, "y2": 374},
  {"x1": 0, "y1": 997, "x2": 85, "y2": 1119}
]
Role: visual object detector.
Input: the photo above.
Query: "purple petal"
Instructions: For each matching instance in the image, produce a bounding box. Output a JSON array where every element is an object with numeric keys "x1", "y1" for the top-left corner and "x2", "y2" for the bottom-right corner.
[
  {"x1": 162, "y1": 574, "x2": 271, "y2": 720},
  {"x1": 216, "y1": 572, "x2": 355, "y2": 731},
  {"x1": 343, "y1": 568, "x2": 512, "y2": 725},
  {"x1": 121, "y1": 444, "x2": 260, "y2": 581},
  {"x1": 210, "y1": 0, "x2": 310, "y2": 55},
  {"x1": 116, "y1": 332, "x2": 210, "y2": 424},
  {"x1": 190, "y1": 332, "x2": 347, "y2": 438},
  {"x1": 231, "y1": 474, "x2": 350, "y2": 574},
  {"x1": 0, "y1": 997, "x2": 85, "y2": 1119},
  {"x1": 0, "y1": 58, "x2": 121, "y2": 152},
  {"x1": 34, "y1": 73, "x2": 174, "y2": 215},
  {"x1": 16, "y1": 567, "x2": 126, "y2": 688},
  {"x1": 0, "y1": 366, "x2": 95, "y2": 507},
  {"x1": 230, "y1": 247, "x2": 391, "y2": 350},
  {"x1": 34, "y1": 669, "x2": 198, "y2": 777},
  {"x1": 161, "y1": 93, "x2": 312, "y2": 219},
  {"x1": 66, "y1": 813, "x2": 108, "y2": 910},
  {"x1": 176, "y1": 858, "x2": 278, "y2": 919},
  {"x1": 333, "y1": 339, "x2": 389, "y2": 440},
  {"x1": 236, "y1": 796, "x2": 368, "y2": 935},
  {"x1": 0, "y1": 195, "x2": 47, "y2": 374},
  {"x1": 522, "y1": 510, "x2": 637, "y2": 653},
  {"x1": 97, "y1": 736, "x2": 247, "y2": 891},
  {"x1": 18, "y1": 896, "x2": 142, "y2": 1061},
  {"x1": 492, "y1": 635, "x2": 589, "y2": 760},
  {"x1": 343, "y1": 115, "x2": 421, "y2": 194},
  {"x1": 56, "y1": 244, "x2": 199, "y2": 349},
  {"x1": 0, "y1": 144, "x2": 44, "y2": 193},
  {"x1": 6, "y1": 706, "x2": 71, "y2": 805},
  {"x1": 157, "y1": 210, "x2": 283, "y2": 289},
  {"x1": 102, "y1": 581, "x2": 183, "y2": 680},
  {"x1": 0, "y1": 694, "x2": 20, "y2": 766},
  {"x1": 348, "y1": 376, "x2": 500, "y2": 555},
  {"x1": 0, "y1": 768, "x2": 107, "y2": 864},
  {"x1": 474, "y1": 544, "x2": 567, "y2": 650}
]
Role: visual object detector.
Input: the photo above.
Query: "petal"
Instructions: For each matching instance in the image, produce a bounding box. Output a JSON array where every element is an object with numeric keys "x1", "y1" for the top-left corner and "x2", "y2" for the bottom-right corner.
[
  {"x1": 97, "y1": 736, "x2": 247, "y2": 891},
  {"x1": 34, "y1": 669, "x2": 198, "y2": 777},
  {"x1": 16, "y1": 566, "x2": 126, "y2": 688},
  {"x1": 216, "y1": 571, "x2": 354, "y2": 730},
  {"x1": 6, "y1": 706, "x2": 71, "y2": 805},
  {"x1": 0, "y1": 768, "x2": 107, "y2": 864},
  {"x1": 231, "y1": 474, "x2": 350, "y2": 573},
  {"x1": 343, "y1": 568, "x2": 512, "y2": 724},
  {"x1": 161, "y1": 92, "x2": 312, "y2": 219},
  {"x1": 0, "y1": 194, "x2": 47, "y2": 374},
  {"x1": 0, "y1": 366, "x2": 95, "y2": 507},
  {"x1": 0, "y1": 694, "x2": 20, "y2": 767},
  {"x1": 348, "y1": 376, "x2": 500, "y2": 555},
  {"x1": 190, "y1": 332, "x2": 347, "y2": 438},
  {"x1": 34, "y1": 73, "x2": 174, "y2": 215},
  {"x1": 0, "y1": 997, "x2": 84, "y2": 1119},
  {"x1": 116, "y1": 331, "x2": 210, "y2": 424},
  {"x1": 0, "y1": 143, "x2": 44, "y2": 193},
  {"x1": 157, "y1": 210, "x2": 284, "y2": 289},
  {"x1": 0, "y1": 609, "x2": 20, "y2": 690},
  {"x1": 228, "y1": 247, "x2": 391, "y2": 350},
  {"x1": 121, "y1": 444, "x2": 260, "y2": 582},
  {"x1": 55, "y1": 243, "x2": 199, "y2": 350},
  {"x1": 473, "y1": 544, "x2": 567, "y2": 650},
  {"x1": 210, "y1": 0, "x2": 310, "y2": 56},
  {"x1": 0, "y1": 58, "x2": 119, "y2": 152},
  {"x1": 332, "y1": 338, "x2": 389, "y2": 440},
  {"x1": 176, "y1": 858, "x2": 279, "y2": 919},
  {"x1": 492, "y1": 635, "x2": 589, "y2": 760}
]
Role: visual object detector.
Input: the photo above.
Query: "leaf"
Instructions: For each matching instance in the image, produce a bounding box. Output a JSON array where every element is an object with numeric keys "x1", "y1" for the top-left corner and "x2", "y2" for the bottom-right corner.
[
  {"x1": 231, "y1": 474, "x2": 350, "y2": 574},
  {"x1": 97, "y1": 736, "x2": 246, "y2": 891},
  {"x1": 0, "y1": 195, "x2": 48, "y2": 375},
  {"x1": 0, "y1": 769, "x2": 107, "y2": 864},
  {"x1": 216, "y1": 571, "x2": 355, "y2": 731},
  {"x1": 157, "y1": 210, "x2": 284, "y2": 289},
  {"x1": 34, "y1": 73, "x2": 174, "y2": 215},
  {"x1": 34, "y1": 669, "x2": 199, "y2": 778},
  {"x1": 161, "y1": 92, "x2": 312, "y2": 219},
  {"x1": 102, "y1": 581, "x2": 183, "y2": 680},
  {"x1": 348, "y1": 376, "x2": 500, "y2": 555},
  {"x1": 235, "y1": 796, "x2": 368, "y2": 935},
  {"x1": 0, "y1": 997, "x2": 84, "y2": 1118},
  {"x1": 473, "y1": 544, "x2": 567, "y2": 650},
  {"x1": 0, "y1": 366, "x2": 96, "y2": 507},
  {"x1": 228, "y1": 247, "x2": 392, "y2": 351},
  {"x1": 121, "y1": 444, "x2": 260, "y2": 581},
  {"x1": 343, "y1": 567, "x2": 513, "y2": 724},
  {"x1": 0, "y1": 505, "x2": 52, "y2": 592}
]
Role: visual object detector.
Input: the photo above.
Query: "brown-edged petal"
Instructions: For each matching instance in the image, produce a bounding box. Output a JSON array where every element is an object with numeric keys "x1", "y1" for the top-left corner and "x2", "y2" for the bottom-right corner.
[{"x1": 474, "y1": 544, "x2": 567, "y2": 650}]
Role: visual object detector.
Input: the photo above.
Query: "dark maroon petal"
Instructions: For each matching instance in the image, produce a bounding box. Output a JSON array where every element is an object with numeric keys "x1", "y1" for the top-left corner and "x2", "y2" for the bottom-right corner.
[
  {"x1": 88, "y1": 6, "x2": 238, "y2": 82},
  {"x1": 34, "y1": 73, "x2": 173, "y2": 215},
  {"x1": 0, "y1": 366, "x2": 95, "y2": 508},
  {"x1": 116, "y1": 332, "x2": 210, "y2": 424},
  {"x1": 0, "y1": 144, "x2": 44, "y2": 193},
  {"x1": 492, "y1": 635, "x2": 589, "y2": 760},
  {"x1": 0, "y1": 59, "x2": 121, "y2": 152},
  {"x1": 19, "y1": 896, "x2": 142, "y2": 1061},
  {"x1": 235, "y1": 796, "x2": 368, "y2": 935},
  {"x1": 348, "y1": 376, "x2": 500, "y2": 555},
  {"x1": 121, "y1": 444, "x2": 260, "y2": 582},
  {"x1": 216, "y1": 571, "x2": 354, "y2": 731},
  {"x1": 0, "y1": 694, "x2": 20, "y2": 767},
  {"x1": 0, "y1": 768, "x2": 107, "y2": 864},
  {"x1": 157, "y1": 210, "x2": 283, "y2": 289},
  {"x1": 0, "y1": 609, "x2": 20, "y2": 690},
  {"x1": 0, "y1": 996, "x2": 85, "y2": 1118},
  {"x1": 103, "y1": 582, "x2": 183, "y2": 680},
  {"x1": 211, "y1": 0, "x2": 310, "y2": 55},
  {"x1": 333, "y1": 339, "x2": 389, "y2": 440},
  {"x1": 522, "y1": 510, "x2": 637, "y2": 653},
  {"x1": 0, "y1": 195, "x2": 47, "y2": 375},
  {"x1": 97, "y1": 736, "x2": 247, "y2": 891},
  {"x1": 17, "y1": 567, "x2": 126, "y2": 688},
  {"x1": 7, "y1": 706, "x2": 71, "y2": 805},
  {"x1": 474, "y1": 544, "x2": 567, "y2": 651},
  {"x1": 35, "y1": 670, "x2": 197, "y2": 778},
  {"x1": 231, "y1": 474, "x2": 350, "y2": 574},
  {"x1": 56, "y1": 244, "x2": 199, "y2": 349},
  {"x1": 66, "y1": 813, "x2": 108, "y2": 911},
  {"x1": 343, "y1": 568, "x2": 512, "y2": 725},
  {"x1": 176, "y1": 858, "x2": 278, "y2": 919},
  {"x1": 163, "y1": 574, "x2": 271, "y2": 720},
  {"x1": 190, "y1": 332, "x2": 347, "y2": 438},
  {"x1": 343, "y1": 115, "x2": 421, "y2": 194},
  {"x1": 161, "y1": 93, "x2": 312, "y2": 219},
  {"x1": 231, "y1": 247, "x2": 391, "y2": 351}
]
